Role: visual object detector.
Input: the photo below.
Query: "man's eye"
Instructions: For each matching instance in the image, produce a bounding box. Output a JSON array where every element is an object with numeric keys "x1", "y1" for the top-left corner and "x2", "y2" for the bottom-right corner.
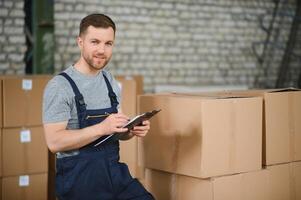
[
  {"x1": 106, "y1": 43, "x2": 113, "y2": 46},
  {"x1": 91, "y1": 41, "x2": 98, "y2": 44}
]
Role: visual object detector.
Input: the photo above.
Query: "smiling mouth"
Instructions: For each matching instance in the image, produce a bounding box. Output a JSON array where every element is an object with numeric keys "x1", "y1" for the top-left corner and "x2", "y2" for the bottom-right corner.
[{"x1": 95, "y1": 56, "x2": 105, "y2": 59}]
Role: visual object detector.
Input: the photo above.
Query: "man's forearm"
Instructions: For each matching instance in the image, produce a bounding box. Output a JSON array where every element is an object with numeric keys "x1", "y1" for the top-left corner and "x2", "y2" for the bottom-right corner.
[{"x1": 44, "y1": 123, "x2": 105, "y2": 153}]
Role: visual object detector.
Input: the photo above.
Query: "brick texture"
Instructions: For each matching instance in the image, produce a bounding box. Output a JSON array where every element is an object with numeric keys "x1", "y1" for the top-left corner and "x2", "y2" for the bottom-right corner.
[{"x1": 0, "y1": 0, "x2": 299, "y2": 92}]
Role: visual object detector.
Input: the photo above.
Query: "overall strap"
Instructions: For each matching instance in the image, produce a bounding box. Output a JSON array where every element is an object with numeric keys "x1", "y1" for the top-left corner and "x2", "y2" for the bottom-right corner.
[
  {"x1": 59, "y1": 72, "x2": 81, "y2": 97},
  {"x1": 59, "y1": 72, "x2": 87, "y2": 123},
  {"x1": 102, "y1": 72, "x2": 119, "y2": 108}
]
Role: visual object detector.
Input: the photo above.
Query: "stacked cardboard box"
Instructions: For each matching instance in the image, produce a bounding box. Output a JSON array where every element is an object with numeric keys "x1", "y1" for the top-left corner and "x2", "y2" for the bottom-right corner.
[
  {"x1": 115, "y1": 75, "x2": 144, "y2": 178},
  {"x1": 0, "y1": 76, "x2": 50, "y2": 200},
  {"x1": 200, "y1": 88, "x2": 301, "y2": 165},
  {"x1": 145, "y1": 161, "x2": 301, "y2": 200},
  {"x1": 233, "y1": 89, "x2": 300, "y2": 165},
  {"x1": 138, "y1": 91, "x2": 301, "y2": 199},
  {"x1": 138, "y1": 93, "x2": 263, "y2": 178}
]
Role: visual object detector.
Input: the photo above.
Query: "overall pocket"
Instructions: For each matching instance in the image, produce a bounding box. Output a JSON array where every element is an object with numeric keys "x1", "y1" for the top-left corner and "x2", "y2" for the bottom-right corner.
[{"x1": 58, "y1": 156, "x2": 89, "y2": 196}]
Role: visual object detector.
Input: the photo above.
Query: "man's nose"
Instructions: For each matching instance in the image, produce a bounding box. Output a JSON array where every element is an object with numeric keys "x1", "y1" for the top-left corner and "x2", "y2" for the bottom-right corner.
[{"x1": 97, "y1": 44, "x2": 105, "y2": 54}]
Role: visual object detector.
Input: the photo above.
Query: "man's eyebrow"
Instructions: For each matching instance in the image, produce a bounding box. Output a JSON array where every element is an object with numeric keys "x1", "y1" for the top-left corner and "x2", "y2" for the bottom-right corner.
[{"x1": 90, "y1": 38, "x2": 99, "y2": 41}]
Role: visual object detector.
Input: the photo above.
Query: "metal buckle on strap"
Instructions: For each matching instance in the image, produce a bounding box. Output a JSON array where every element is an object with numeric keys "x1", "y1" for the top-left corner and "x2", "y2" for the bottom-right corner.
[
  {"x1": 75, "y1": 94, "x2": 86, "y2": 107},
  {"x1": 79, "y1": 98, "x2": 85, "y2": 106}
]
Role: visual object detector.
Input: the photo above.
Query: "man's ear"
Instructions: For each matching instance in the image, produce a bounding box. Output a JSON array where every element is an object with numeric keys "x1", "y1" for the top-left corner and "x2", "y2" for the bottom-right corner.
[{"x1": 77, "y1": 36, "x2": 83, "y2": 49}]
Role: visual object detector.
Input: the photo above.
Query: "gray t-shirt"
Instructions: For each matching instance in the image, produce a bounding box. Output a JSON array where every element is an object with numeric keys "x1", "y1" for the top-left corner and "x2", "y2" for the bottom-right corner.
[{"x1": 43, "y1": 66, "x2": 121, "y2": 158}]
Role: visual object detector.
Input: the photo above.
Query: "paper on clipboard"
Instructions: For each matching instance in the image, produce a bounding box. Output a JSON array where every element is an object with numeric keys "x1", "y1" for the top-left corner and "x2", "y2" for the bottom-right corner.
[{"x1": 94, "y1": 109, "x2": 161, "y2": 147}]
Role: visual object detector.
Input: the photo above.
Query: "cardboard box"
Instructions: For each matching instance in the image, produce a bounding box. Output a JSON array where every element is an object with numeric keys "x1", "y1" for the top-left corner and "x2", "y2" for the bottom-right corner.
[
  {"x1": 267, "y1": 162, "x2": 301, "y2": 200},
  {"x1": 266, "y1": 163, "x2": 291, "y2": 200},
  {"x1": 139, "y1": 94, "x2": 262, "y2": 178},
  {"x1": 116, "y1": 76, "x2": 144, "y2": 178},
  {"x1": 146, "y1": 162, "x2": 301, "y2": 200},
  {"x1": 254, "y1": 89, "x2": 301, "y2": 165},
  {"x1": 2, "y1": 173, "x2": 47, "y2": 200},
  {"x1": 115, "y1": 75, "x2": 143, "y2": 118},
  {"x1": 145, "y1": 169, "x2": 269, "y2": 200},
  {"x1": 210, "y1": 89, "x2": 301, "y2": 165},
  {"x1": 2, "y1": 126, "x2": 48, "y2": 176},
  {"x1": 1, "y1": 75, "x2": 51, "y2": 128}
]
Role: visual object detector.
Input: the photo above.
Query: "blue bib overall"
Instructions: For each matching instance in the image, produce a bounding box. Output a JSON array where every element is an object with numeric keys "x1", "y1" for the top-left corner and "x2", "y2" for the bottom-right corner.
[{"x1": 55, "y1": 72, "x2": 154, "y2": 200}]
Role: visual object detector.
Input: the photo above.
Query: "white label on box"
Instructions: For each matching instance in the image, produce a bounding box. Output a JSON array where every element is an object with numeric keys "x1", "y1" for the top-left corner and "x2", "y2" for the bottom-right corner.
[
  {"x1": 19, "y1": 175, "x2": 30, "y2": 187},
  {"x1": 20, "y1": 129, "x2": 31, "y2": 143},
  {"x1": 125, "y1": 75, "x2": 133, "y2": 80},
  {"x1": 22, "y1": 79, "x2": 32, "y2": 90}
]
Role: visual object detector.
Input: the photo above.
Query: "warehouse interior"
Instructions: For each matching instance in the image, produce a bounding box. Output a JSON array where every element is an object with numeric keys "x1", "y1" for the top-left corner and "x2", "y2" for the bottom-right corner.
[{"x1": 0, "y1": 0, "x2": 301, "y2": 199}]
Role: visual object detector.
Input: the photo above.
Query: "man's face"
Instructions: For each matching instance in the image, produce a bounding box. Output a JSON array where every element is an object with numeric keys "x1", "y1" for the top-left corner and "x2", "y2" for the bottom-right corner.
[{"x1": 78, "y1": 26, "x2": 115, "y2": 71}]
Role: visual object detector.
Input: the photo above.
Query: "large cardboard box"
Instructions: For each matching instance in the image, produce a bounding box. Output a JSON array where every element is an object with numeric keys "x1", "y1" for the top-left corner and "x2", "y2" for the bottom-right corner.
[
  {"x1": 145, "y1": 169, "x2": 269, "y2": 200},
  {"x1": 2, "y1": 173, "x2": 47, "y2": 200},
  {"x1": 115, "y1": 75, "x2": 143, "y2": 118},
  {"x1": 211, "y1": 89, "x2": 301, "y2": 165},
  {"x1": 252, "y1": 89, "x2": 301, "y2": 165},
  {"x1": 266, "y1": 162, "x2": 301, "y2": 200},
  {"x1": 139, "y1": 94, "x2": 262, "y2": 178},
  {"x1": 1, "y1": 75, "x2": 51, "y2": 128},
  {"x1": 146, "y1": 162, "x2": 301, "y2": 200},
  {"x1": 116, "y1": 76, "x2": 144, "y2": 178},
  {"x1": 2, "y1": 126, "x2": 48, "y2": 176}
]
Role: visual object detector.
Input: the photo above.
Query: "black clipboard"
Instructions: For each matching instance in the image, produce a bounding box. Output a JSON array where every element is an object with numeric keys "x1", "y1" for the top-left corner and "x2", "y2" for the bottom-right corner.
[{"x1": 94, "y1": 109, "x2": 161, "y2": 147}]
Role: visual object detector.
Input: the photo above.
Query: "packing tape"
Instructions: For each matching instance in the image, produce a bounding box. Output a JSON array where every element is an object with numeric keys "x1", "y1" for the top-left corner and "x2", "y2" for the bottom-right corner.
[
  {"x1": 239, "y1": 174, "x2": 244, "y2": 200},
  {"x1": 170, "y1": 174, "x2": 178, "y2": 200},
  {"x1": 229, "y1": 100, "x2": 236, "y2": 173},
  {"x1": 289, "y1": 163, "x2": 296, "y2": 200},
  {"x1": 171, "y1": 133, "x2": 181, "y2": 173},
  {"x1": 21, "y1": 130, "x2": 29, "y2": 174},
  {"x1": 288, "y1": 92, "x2": 295, "y2": 161}
]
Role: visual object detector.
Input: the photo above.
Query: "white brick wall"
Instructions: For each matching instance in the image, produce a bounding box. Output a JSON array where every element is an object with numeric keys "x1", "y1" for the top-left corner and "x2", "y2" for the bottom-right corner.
[
  {"x1": 55, "y1": 0, "x2": 297, "y2": 92},
  {"x1": 0, "y1": 0, "x2": 26, "y2": 74},
  {"x1": 0, "y1": 0, "x2": 298, "y2": 91}
]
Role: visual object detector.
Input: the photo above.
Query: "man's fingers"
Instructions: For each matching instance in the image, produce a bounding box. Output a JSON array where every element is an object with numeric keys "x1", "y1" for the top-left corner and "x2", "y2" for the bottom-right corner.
[
  {"x1": 142, "y1": 120, "x2": 150, "y2": 125},
  {"x1": 131, "y1": 130, "x2": 147, "y2": 137},
  {"x1": 115, "y1": 127, "x2": 128, "y2": 133},
  {"x1": 133, "y1": 124, "x2": 149, "y2": 131}
]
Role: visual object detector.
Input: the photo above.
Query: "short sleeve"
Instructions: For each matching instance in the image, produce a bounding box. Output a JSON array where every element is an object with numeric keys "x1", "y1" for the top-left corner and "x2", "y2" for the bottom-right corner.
[{"x1": 42, "y1": 77, "x2": 72, "y2": 123}]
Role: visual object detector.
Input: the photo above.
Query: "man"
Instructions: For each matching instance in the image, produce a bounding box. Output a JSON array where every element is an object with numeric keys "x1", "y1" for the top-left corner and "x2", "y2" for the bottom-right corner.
[{"x1": 43, "y1": 13, "x2": 154, "y2": 200}]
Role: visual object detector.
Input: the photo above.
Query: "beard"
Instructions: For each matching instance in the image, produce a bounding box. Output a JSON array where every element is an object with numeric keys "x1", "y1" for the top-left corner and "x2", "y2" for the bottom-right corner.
[{"x1": 83, "y1": 52, "x2": 111, "y2": 71}]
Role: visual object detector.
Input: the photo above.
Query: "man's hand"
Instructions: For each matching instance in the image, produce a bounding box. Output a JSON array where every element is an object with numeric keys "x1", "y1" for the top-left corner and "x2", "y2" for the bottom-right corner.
[
  {"x1": 130, "y1": 120, "x2": 150, "y2": 137},
  {"x1": 97, "y1": 113, "x2": 129, "y2": 135}
]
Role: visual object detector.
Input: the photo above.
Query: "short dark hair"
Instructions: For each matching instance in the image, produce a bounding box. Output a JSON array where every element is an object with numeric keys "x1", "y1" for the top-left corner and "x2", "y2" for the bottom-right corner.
[{"x1": 79, "y1": 13, "x2": 116, "y2": 36}]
